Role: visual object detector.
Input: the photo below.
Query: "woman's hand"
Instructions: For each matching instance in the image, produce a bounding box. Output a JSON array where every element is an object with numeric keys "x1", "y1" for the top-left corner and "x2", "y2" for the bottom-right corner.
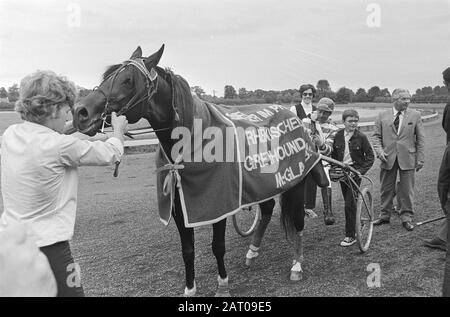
[{"x1": 111, "y1": 112, "x2": 128, "y2": 142}]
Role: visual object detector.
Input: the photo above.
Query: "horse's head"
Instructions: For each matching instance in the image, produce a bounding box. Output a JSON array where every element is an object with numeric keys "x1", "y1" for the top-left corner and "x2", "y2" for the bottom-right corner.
[{"x1": 73, "y1": 45, "x2": 170, "y2": 136}]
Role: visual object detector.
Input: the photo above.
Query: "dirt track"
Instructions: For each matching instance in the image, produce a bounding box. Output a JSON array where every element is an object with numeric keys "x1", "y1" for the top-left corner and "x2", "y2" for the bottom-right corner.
[{"x1": 0, "y1": 119, "x2": 447, "y2": 297}]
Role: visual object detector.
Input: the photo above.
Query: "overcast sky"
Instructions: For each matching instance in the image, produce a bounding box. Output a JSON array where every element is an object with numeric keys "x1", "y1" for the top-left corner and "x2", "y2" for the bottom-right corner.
[{"x1": 0, "y1": 0, "x2": 449, "y2": 96}]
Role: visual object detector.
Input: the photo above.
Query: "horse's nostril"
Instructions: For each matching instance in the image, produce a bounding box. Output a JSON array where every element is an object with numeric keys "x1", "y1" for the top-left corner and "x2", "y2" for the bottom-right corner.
[{"x1": 77, "y1": 107, "x2": 89, "y2": 121}]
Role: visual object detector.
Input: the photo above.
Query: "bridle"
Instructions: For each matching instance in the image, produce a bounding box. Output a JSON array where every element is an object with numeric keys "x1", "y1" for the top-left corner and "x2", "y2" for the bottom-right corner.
[
  {"x1": 94, "y1": 58, "x2": 157, "y2": 133},
  {"x1": 82, "y1": 58, "x2": 172, "y2": 134}
]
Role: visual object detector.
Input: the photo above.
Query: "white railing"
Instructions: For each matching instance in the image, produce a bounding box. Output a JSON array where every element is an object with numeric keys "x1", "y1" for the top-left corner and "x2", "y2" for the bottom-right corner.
[{"x1": 0, "y1": 112, "x2": 440, "y2": 150}]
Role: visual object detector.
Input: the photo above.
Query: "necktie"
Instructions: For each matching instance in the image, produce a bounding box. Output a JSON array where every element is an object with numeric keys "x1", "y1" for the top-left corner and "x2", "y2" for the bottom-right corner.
[{"x1": 394, "y1": 111, "x2": 401, "y2": 132}]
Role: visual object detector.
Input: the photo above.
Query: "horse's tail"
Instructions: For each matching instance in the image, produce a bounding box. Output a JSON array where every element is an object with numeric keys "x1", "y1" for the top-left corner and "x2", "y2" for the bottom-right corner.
[{"x1": 279, "y1": 181, "x2": 305, "y2": 239}]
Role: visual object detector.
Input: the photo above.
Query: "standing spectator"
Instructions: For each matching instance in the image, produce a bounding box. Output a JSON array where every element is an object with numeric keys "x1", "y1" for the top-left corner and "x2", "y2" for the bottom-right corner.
[
  {"x1": 0, "y1": 70, "x2": 128, "y2": 296},
  {"x1": 438, "y1": 142, "x2": 450, "y2": 296},
  {"x1": 290, "y1": 84, "x2": 317, "y2": 120},
  {"x1": 424, "y1": 66, "x2": 450, "y2": 251},
  {"x1": 372, "y1": 88, "x2": 425, "y2": 231},
  {"x1": 290, "y1": 84, "x2": 318, "y2": 218},
  {"x1": 441, "y1": 67, "x2": 450, "y2": 144},
  {"x1": 331, "y1": 110, "x2": 374, "y2": 246},
  {"x1": 310, "y1": 98, "x2": 339, "y2": 225}
]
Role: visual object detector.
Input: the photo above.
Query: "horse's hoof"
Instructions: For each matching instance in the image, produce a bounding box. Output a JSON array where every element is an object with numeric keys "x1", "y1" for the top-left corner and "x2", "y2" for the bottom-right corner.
[
  {"x1": 183, "y1": 281, "x2": 197, "y2": 297},
  {"x1": 245, "y1": 257, "x2": 255, "y2": 267},
  {"x1": 245, "y1": 248, "x2": 259, "y2": 266},
  {"x1": 324, "y1": 216, "x2": 335, "y2": 226},
  {"x1": 215, "y1": 276, "x2": 231, "y2": 297},
  {"x1": 290, "y1": 270, "x2": 303, "y2": 281},
  {"x1": 215, "y1": 290, "x2": 231, "y2": 297}
]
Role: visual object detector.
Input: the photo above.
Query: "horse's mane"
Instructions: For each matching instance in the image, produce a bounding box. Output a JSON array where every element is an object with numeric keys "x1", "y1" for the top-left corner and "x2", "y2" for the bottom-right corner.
[
  {"x1": 103, "y1": 64, "x2": 121, "y2": 80},
  {"x1": 162, "y1": 67, "x2": 195, "y2": 130}
]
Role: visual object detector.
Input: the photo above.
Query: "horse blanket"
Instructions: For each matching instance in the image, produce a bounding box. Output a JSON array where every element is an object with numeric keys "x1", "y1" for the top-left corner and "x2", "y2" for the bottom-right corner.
[{"x1": 156, "y1": 100, "x2": 321, "y2": 227}]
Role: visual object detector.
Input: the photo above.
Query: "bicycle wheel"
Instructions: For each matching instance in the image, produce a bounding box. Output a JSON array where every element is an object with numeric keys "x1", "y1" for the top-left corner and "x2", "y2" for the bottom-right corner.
[
  {"x1": 355, "y1": 187, "x2": 374, "y2": 253},
  {"x1": 232, "y1": 204, "x2": 261, "y2": 237}
]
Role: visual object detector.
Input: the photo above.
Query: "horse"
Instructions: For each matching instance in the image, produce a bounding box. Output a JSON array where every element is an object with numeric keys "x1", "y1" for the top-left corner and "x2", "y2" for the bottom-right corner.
[{"x1": 72, "y1": 45, "x2": 329, "y2": 296}]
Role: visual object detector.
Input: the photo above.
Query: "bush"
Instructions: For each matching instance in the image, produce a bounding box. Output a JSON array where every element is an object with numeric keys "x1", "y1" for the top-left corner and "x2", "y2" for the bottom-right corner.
[{"x1": 0, "y1": 101, "x2": 14, "y2": 110}]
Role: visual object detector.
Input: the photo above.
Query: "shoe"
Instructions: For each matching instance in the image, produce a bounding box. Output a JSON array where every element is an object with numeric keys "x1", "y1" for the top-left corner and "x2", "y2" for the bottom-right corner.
[
  {"x1": 402, "y1": 221, "x2": 414, "y2": 231},
  {"x1": 305, "y1": 209, "x2": 318, "y2": 219},
  {"x1": 424, "y1": 238, "x2": 447, "y2": 251},
  {"x1": 340, "y1": 237, "x2": 356, "y2": 247},
  {"x1": 373, "y1": 218, "x2": 390, "y2": 226}
]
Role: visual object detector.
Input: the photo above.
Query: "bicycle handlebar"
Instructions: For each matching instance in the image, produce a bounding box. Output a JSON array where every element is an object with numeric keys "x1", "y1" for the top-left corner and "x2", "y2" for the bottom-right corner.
[{"x1": 319, "y1": 155, "x2": 361, "y2": 176}]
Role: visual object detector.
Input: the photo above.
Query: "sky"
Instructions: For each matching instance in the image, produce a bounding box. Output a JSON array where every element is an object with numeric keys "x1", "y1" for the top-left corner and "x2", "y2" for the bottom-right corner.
[{"x1": 0, "y1": 0, "x2": 449, "y2": 97}]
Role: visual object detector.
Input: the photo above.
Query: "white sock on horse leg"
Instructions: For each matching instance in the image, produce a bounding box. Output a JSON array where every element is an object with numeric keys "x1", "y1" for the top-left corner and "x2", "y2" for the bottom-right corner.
[
  {"x1": 246, "y1": 244, "x2": 260, "y2": 259},
  {"x1": 217, "y1": 275, "x2": 229, "y2": 286},
  {"x1": 291, "y1": 261, "x2": 303, "y2": 272},
  {"x1": 184, "y1": 281, "x2": 197, "y2": 297}
]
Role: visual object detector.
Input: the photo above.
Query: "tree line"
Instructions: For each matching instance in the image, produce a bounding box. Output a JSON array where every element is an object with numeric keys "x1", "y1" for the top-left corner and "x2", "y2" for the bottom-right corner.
[
  {"x1": 1, "y1": 79, "x2": 449, "y2": 110},
  {"x1": 193, "y1": 79, "x2": 450, "y2": 106}
]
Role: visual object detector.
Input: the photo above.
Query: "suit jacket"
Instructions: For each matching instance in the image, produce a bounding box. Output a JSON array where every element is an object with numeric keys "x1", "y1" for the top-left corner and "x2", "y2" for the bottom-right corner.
[
  {"x1": 372, "y1": 108, "x2": 425, "y2": 170},
  {"x1": 442, "y1": 102, "x2": 450, "y2": 144}
]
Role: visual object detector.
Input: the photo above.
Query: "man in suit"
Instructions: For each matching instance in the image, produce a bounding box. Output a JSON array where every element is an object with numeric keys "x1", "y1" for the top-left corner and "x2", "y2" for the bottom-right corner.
[
  {"x1": 290, "y1": 84, "x2": 319, "y2": 218},
  {"x1": 424, "y1": 67, "x2": 450, "y2": 251},
  {"x1": 372, "y1": 88, "x2": 425, "y2": 231}
]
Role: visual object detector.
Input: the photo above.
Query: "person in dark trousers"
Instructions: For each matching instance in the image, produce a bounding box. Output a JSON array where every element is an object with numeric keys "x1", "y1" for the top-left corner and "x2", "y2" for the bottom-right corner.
[
  {"x1": 0, "y1": 70, "x2": 128, "y2": 296},
  {"x1": 289, "y1": 84, "x2": 319, "y2": 218},
  {"x1": 424, "y1": 67, "x2": 450, "y2": 252},
  {"x1": 331, "y1": 109, "x2": 374, "y2": 246},
  {"x1": 438, "y1": 142, "x2": 450, "y2": 296}
]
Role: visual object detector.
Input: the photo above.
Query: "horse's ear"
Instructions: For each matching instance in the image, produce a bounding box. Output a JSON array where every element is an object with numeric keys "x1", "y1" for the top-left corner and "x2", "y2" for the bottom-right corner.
[
  {"x1": 130, "y1": 46, "x2": 143, "y2": 59},
  {"x1": 145, "y1": 44, "x2": 165, "y2": 68}
]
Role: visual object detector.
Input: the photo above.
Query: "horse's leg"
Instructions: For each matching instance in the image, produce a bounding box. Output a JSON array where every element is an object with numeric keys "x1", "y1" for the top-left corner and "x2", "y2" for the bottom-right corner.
[
  {"x1": 280, "y1": 182, "x2": 306, "y2": 281},
  {"x1": 173, "y1": 194, "x2": 196, "y2": 296},
  {"x1": 245, "y1": 198, "x2": 275, "y2": 266},
  {"x1": 212, "y1": 219, "x2": 230, "y2": 297}
]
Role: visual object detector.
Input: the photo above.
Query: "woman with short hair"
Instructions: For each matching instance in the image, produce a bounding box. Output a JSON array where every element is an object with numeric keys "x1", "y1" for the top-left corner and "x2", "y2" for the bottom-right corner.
[{"x1": 0, "y1": 70, "x2": 128, "y2": 296}]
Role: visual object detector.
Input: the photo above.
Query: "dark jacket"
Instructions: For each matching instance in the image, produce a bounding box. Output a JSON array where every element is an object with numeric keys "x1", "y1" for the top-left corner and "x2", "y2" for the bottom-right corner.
[
  {"x1": 332, "y1": 128, "x2": 375, "y2": 175},
  {"x1": 442, "y1": 102, "x2": 450, "y2": 144},
  {"x1": 438, "y1": 143, "x2": 450, "y2": 215}
]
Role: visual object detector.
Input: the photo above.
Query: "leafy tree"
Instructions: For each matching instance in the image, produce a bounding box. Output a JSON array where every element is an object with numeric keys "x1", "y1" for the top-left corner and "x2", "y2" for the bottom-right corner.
[
  {"x1": 316, "y1": 79, "x2": 331, "y2": 92},
  {"x1": 254, "y1": 89, "x2": 265, "y2": 98},
  {"x1": 224, "y1": 85, "x2": 237, "y2": 99},
  {"x1": 381, "y1": 88, "x2": 391, "y2": 97},
  {"x1": 335, "y1": 87, "x2": 353, "y2": 104},
  {"x1": 367, "y1": 86, "x2": 381, "y2": 101},
  {"x1": 7, "y1": 84, "x2": 19, "y2": 102},
  {"x1": 238, "y1": 87, "x2": 248, "y2": 99},
  {"x1": 191, "y1": 86, "x2": 205, "y2": 98},
  {"x1": 421, "y1": 86, "x2": 433, "y2": 95},
  {"x1": 0, "y1": 87, "x2": 8, "y2": 99},
  {"x1": 354, "y1": 88, "x2": 368, "y2": 102}
]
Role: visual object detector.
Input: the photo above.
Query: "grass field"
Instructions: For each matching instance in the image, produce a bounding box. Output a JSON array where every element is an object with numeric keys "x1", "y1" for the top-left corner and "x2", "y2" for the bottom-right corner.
[{"x1": 0, "y1": 109, "x2": 447, "y2": 297}]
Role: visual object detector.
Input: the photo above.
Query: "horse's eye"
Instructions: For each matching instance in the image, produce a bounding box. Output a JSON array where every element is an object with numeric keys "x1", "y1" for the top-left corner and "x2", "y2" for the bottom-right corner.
[{"x1": 123, "y1": 78, "x2": 132, "y2": 86}]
